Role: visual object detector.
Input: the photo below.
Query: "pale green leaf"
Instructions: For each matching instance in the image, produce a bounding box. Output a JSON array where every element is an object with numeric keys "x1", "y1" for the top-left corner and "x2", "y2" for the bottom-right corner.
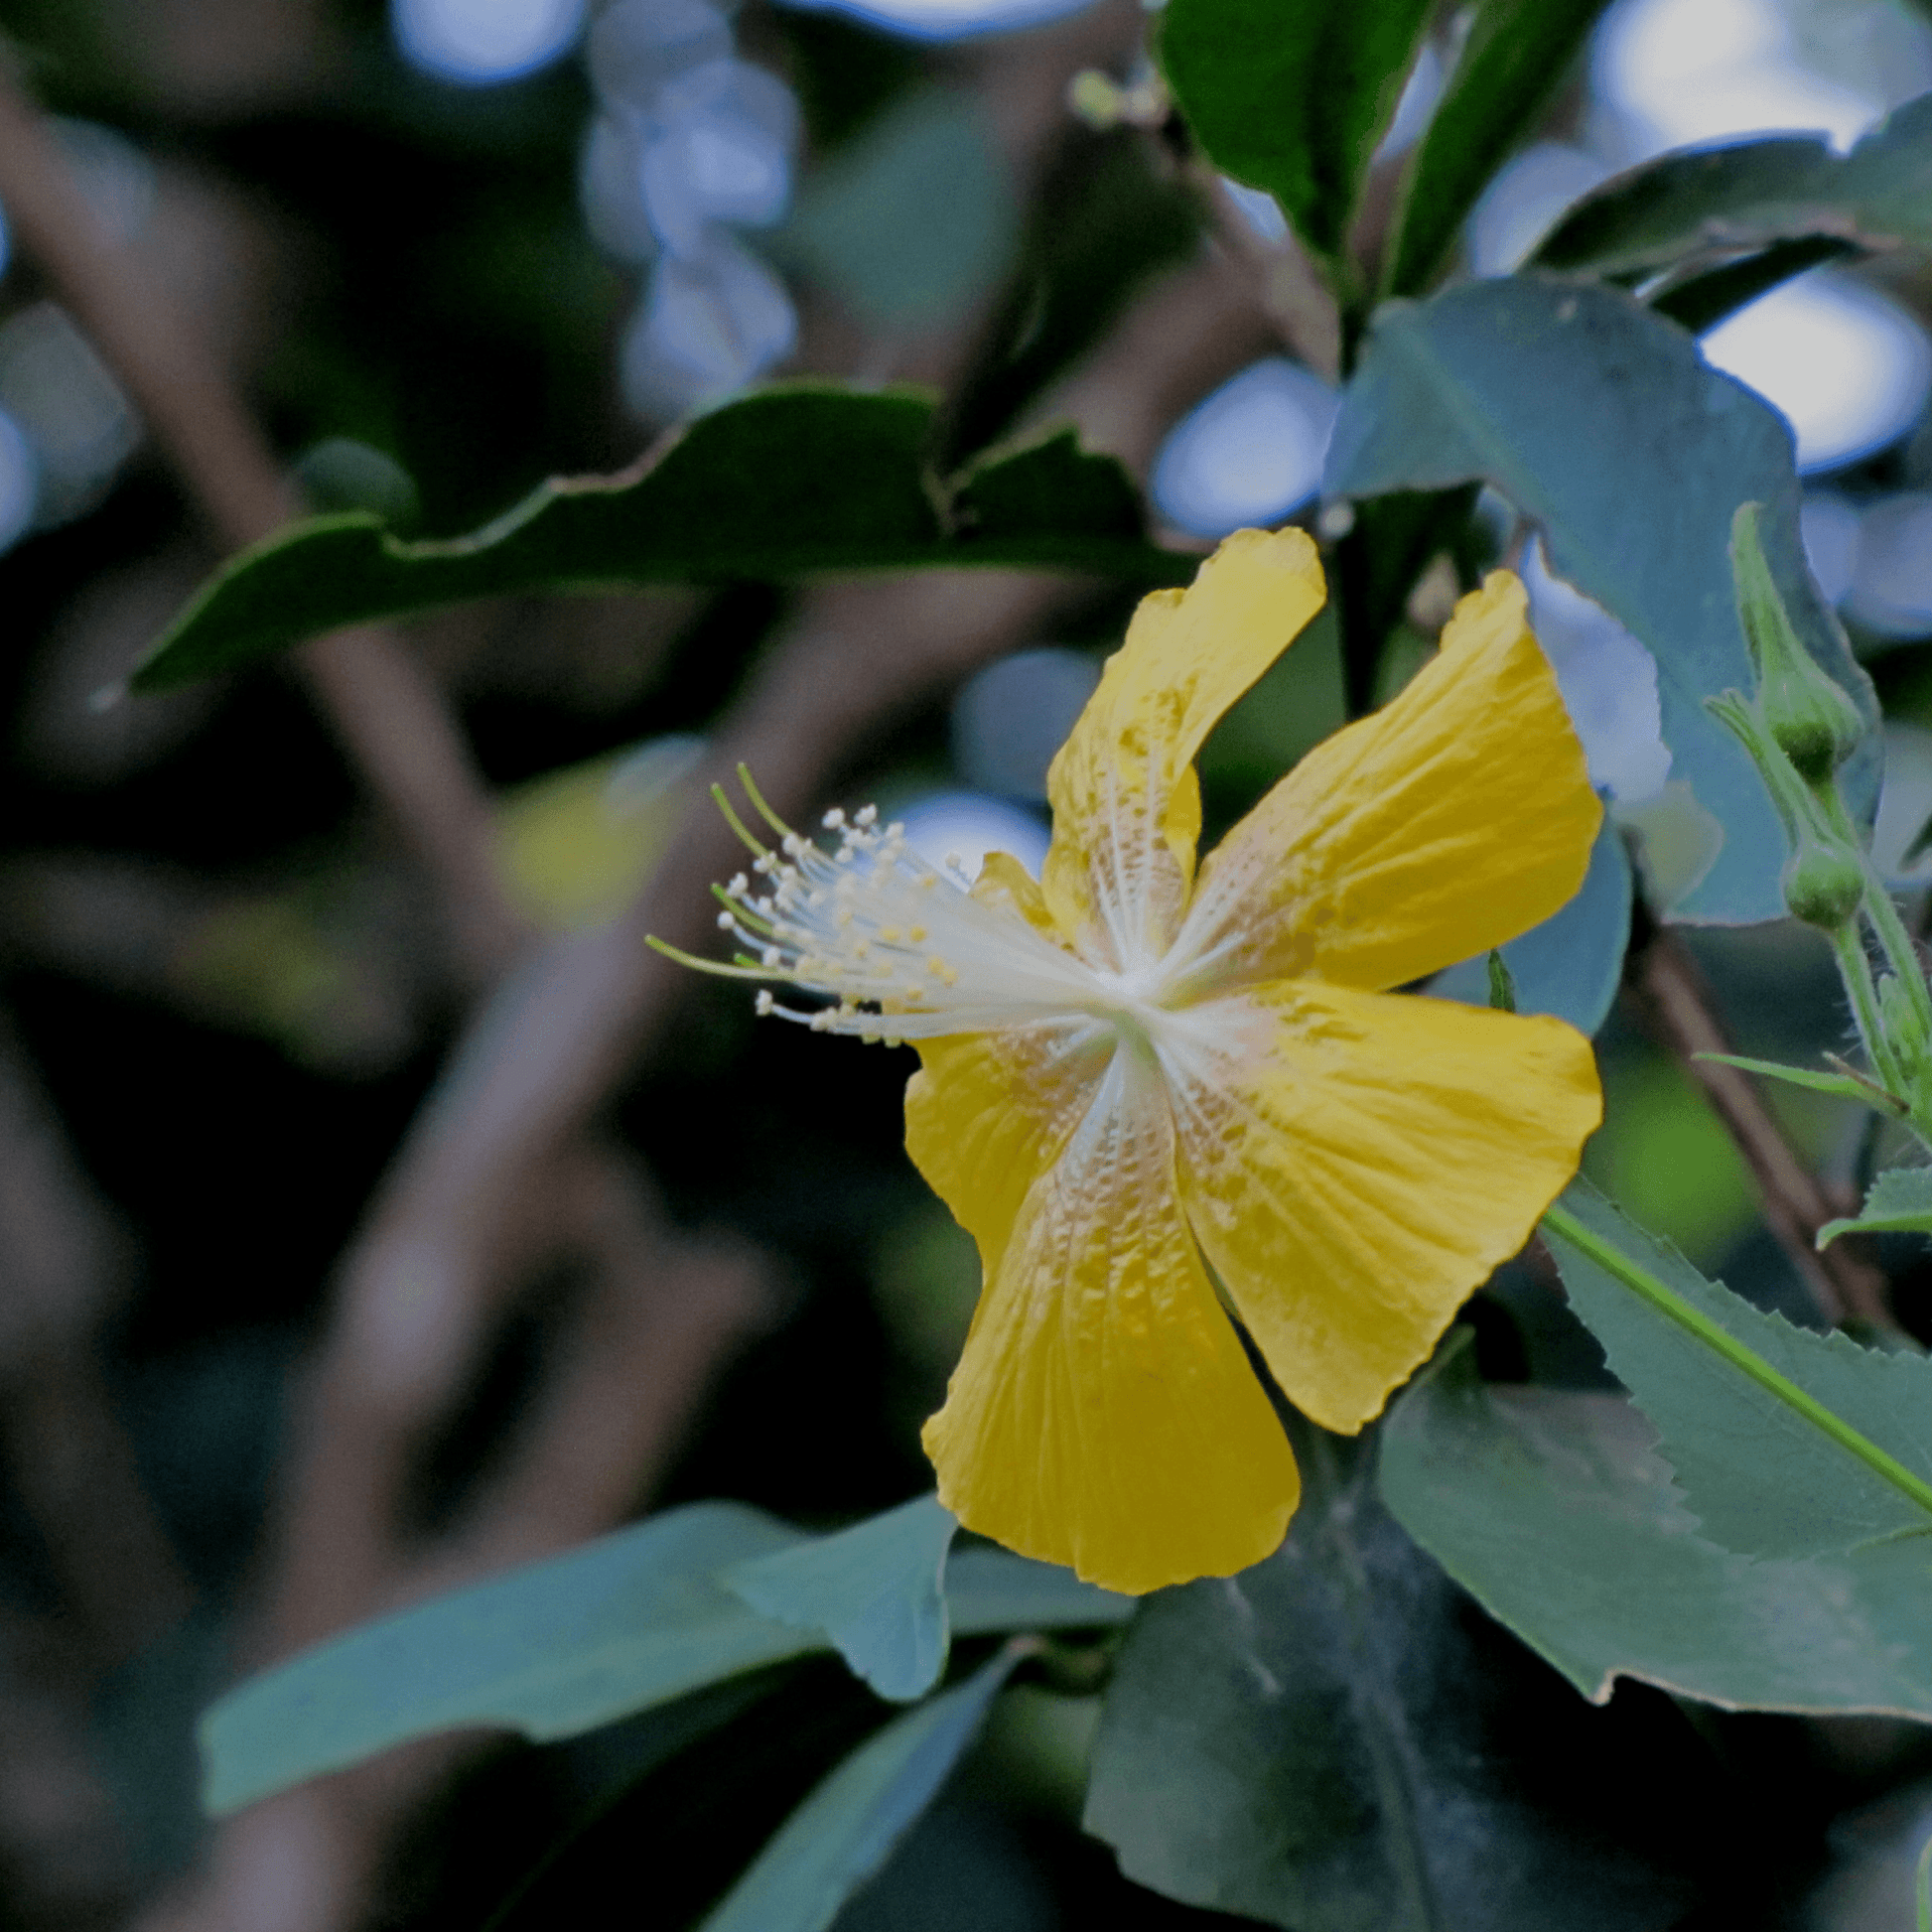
[
  {"x1": 1324, "y1": 277, "x2": 1878, "y2": 921},
  {"x1": 1383, "y1": 1334, "x2": 1932, "y2": 1719},
  {"x1": 1820, "y1": 1167, "x2": 1932, "y2": 1246},
  {"x1": 1697, "y1": 1051, "x2": 1902, "y2": 1111},
  {"x1": 721, "y1": 1494, "x2": 958, "y2": 1704},
  {"x1": 1545, "y1": 1177, "x2": 1932, "y2": 1557}
]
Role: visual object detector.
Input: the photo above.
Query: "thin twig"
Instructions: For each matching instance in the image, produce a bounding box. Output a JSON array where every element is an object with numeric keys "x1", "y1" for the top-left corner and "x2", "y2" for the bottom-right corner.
[{"x1": 1627, "y1": 920, "x2": 1894, "y2": 1330}]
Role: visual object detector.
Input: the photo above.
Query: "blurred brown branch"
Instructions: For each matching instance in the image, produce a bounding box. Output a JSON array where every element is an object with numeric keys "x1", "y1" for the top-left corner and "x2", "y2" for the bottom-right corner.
[
  {"x1": 0, "y1": 73, "x2": 521, "y2": 982},
  {"x1": 1626, "y1": 920, "x2": 1894, "y2": 1330}
]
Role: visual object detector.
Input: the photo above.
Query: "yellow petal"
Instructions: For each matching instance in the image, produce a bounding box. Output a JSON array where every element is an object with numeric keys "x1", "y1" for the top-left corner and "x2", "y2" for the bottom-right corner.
[
  {"x1": 916, "y1": 1047, "x2": 1299, "y2": 1593},
  {"x1": 1176, "y1": 572, "x2": 1599, "y2": 996},
  {"x1": 1041, "y1": 527, "x2": 1325, "y2": 968},
  {"x1": 904, "y1": 1024, "x2": 1104, "y2": 1286},
  {"x1": 1170, "y1": 978, "x2": 1601, "y2": 1434}
]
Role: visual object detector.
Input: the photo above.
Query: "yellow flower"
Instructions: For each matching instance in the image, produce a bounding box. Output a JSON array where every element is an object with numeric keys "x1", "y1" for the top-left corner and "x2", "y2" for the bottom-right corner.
[{"x1": 663, "y1": 528, "x2": 1603, "y2": 1594}]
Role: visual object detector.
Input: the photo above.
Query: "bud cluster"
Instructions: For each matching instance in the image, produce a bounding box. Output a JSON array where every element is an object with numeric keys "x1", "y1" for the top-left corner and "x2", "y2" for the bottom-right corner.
[{"x1": 1710, "y1": 502, "x2": 1932, "y2": 1143}]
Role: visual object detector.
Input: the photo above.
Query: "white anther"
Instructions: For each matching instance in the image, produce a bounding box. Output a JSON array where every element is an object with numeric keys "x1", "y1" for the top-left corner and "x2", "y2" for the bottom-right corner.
[
  {"x1": 717, "y1": 911, "x2": 734, "y2": 929},
  {"x1": 755, "y1": 990, "x2": 774, "y2": 1016},
  {"x1": 944, "y1": 852, "x2": 964, "y2": 873},
  {"x1": 761, "y1": 947, "x2": 780, "y2": 967},
  {"x1": 855, "y1": 804, "x2": 879, "y2": 827},
  {"x1": 729, "y1": 873, "x2": 749, "y2": 896},
  {"x1": 822, "y1": 808, "x2": 846, "y2": 829}
]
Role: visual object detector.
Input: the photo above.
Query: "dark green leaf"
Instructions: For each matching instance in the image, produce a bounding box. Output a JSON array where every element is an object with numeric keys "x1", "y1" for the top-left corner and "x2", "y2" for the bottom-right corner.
[
  {"x1": 135, "y1": 389, "x2": 1190, "y2": 692},
  {"x1": 1084, "y1": 1418, "x2": 1696, "y2": 1929},
  {"x1": 1324, "y1": 276, "x2": 1878, "y2": 922},
  {"x1": 697, "y1": 1646, "x2": 1024, "y2": 1932},
  {"x1": 1330, "y1": 483, "x2": 1478, "y2": 711},
  {"x1": 1383, "y1": 1333, "x2": 1932, "y2": 1718},
  {"x1": 1383, "y1": 0, "x2": 1611, "y2": 297},
  {"x1": 1819, "y1": 1167, "x2": 1932, "y2": 1245},
  {"x1": 1649, "y1": 235, "x2": 1863, "y2": 334},
  {"x1": 721, "y1": 1494, "x2": 958, "y2": 1704},
  {"x1": 1428, "y1": 810, "x2": 1631, "y2": 1036},
  {"x1": 1533, "y1": 97, "x2": 1932, "y2": 283},
  {"x1": 1546, "y1": 1177, "x2": 1932, "y2": 1557},
  {"x1": 1160, "y1": 0, "x2": 1433, "y2": 271}
]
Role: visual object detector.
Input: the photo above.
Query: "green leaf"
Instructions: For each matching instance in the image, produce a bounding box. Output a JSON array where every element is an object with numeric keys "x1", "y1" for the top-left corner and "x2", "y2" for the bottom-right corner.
[
  {"x1": 1820, "y1": 1167, "x2": 1932, "y2": 1245},
  {"x1": 200, "y1": 1500, "x2": 1129, "y2": 1818},
  {"x1": 943, "y1": 1545, "x2": 1130, "y2": 1638},
  {"x1": 1382, "y1": 0, "x2": 1611, "y2": 298},
  {"x1": 1428, "y1": 810, "x2": 1631, "y2": 1036},
  {"x1": 200, "y1": 1503, "x2": 812, "y2": 1817},
  {"x1": 721, "y1": 1494, "x2": 958, "y2": 1704},
  {"x1": 698, "y1": 1646, "x2": 1024, "y2": 1932},
  {"x1": 1324, "y1": 276, "x2": 1878, "y2": 922},
  {"x1": 1083, "y1": 1419, "x2": 1696, "y2": 1929},
  {"x1": 1649, "y1": 234, "x2": 1863, "y2": 334},
  {"x1": 1545, "y1": 1177, "x2": 1932, "y2": 1558},
  {"x1": 1532, "y1": 97, "x2": 1932, "y2": 284},
  {"x1": 134, "y1": 389, "x2": 1190, "y2": 692},
  {"x1": 1159, "y1": 0, "x2": 1433, "y2": 272},
  {"x1": 1696, "y1": 1050, "x2": 1903, "y2": 1112},
  {"x1": 1382, "y1": 1333, "x2": 1932, "y2": 1719},
  {"x1": 778, "y1": 88, "x2": 1020, "y2": 332}
]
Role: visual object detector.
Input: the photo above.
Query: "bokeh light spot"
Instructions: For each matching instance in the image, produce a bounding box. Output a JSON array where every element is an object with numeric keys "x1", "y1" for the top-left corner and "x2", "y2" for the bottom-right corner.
[{"x1": 392, "y1": 0, "x2": 587, "y2": 84}]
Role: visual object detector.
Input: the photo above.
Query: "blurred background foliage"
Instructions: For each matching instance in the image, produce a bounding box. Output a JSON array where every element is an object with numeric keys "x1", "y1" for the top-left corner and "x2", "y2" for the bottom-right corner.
[{"x1": 10, "y1": 0, "x2": 1932, "y2": 1926}]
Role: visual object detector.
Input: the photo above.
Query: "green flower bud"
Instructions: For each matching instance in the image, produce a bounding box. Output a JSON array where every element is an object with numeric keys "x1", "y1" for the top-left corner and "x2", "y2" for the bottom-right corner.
[
  {"x1": 1781, "y1": 832, "x2": 1866, "y2": 929},
  {"x1": 1730, "y1": 502, "x2": 1866, "y2": 784}
]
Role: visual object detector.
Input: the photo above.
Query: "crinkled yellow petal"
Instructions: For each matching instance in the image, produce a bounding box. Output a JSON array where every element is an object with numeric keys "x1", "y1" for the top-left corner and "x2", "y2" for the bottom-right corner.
[
  {"x1": 1041, "y1": 527, "x2": 1325, "y2": 968},
  {"x1": 903, "y1": 1023, "x2": 1105, "y2": 1287},
  {"x1": 970, "y1": 850, "x2": 1060, "y2": 941},
  {"x1": 916, "y1": 1047, "x2": 1299, "y2": 1594},
  {"x1": 1170, "y1": 978, "x2": 1601, "y2": 1434},
  {"x1": 1175, "y1": 572, "x2": 1599, "y2": 996}
]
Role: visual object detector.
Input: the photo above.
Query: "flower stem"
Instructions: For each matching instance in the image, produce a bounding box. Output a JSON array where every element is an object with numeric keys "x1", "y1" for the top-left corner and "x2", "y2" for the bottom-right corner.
[{"x1": 1540, "y1": 1201, "x2": 1932, "y2": 1524}]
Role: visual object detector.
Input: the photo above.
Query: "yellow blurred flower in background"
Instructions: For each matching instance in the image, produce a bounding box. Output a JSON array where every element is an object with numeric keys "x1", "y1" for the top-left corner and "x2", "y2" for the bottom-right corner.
[{"x1": 666, "y1": 528, "x2": 1603, "y2": 1593}]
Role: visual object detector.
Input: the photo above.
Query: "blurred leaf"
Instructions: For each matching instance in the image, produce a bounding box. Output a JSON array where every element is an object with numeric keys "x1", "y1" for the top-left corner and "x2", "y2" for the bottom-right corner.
[
  {"x1": 1382, "y1": 0, "x2": 1611, "y2": 298},
  {"x1": 202, "y1": 1497, "x2": 1126, "y2": 1817},
  {"x1": 1325, "y1": 277, "x2": 1878, "y2": 921},
  {"x1": 1546, "y1": 1177, "x2": 1932, "y2": 1558},
  {"x1": 1330, "y1": 483, "x2": 1478, "y2": 711},
  {"x1": 1533, "y1": 99, "x2": 1932, "y2": 284},
  {"x1": 1427, "y1": 809, "x2": 1631, "y2": 1035},
  {"x1": 1160, "y1": 0, "x2": 1434, "y2": 272},
  {"x1": 722, "y1": 1494, "x2": 958, "y2": 1704},
  {"x1": 779, "y1": 88, "x2": 1019, "y2": 331},
  {"x1": 136, "y1": 390, "x2": 1189, "y2": 692},
  {"x1": 697, "y1": 1646, "x2": 1024, "y2": 1932},
  {"x1": 1382, "y1": 1333, "x2": 1932, "y2": 1719},
  {"x1": 1820, "y1": 1168, "x2": 1932, "y2": 1245},
  {"x1": 1649, "y1": 234, "x2": 1863, "y2": 334},
  {"x1": 495, "y1": 736, "x2": 705, "y2": 932},
  {"x1": 1083, "y1": 1417, "x2": 1695, "y2": 1930},
  {"x1": 945, "y1": 131, "x2": 1202, "y2": 462}
]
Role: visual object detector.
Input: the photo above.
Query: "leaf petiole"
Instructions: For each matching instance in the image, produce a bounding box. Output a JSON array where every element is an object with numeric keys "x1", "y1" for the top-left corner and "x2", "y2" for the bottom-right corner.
[{"x1": 1540, "y1": 1201, "x2": 1932, "y2": 1526}]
